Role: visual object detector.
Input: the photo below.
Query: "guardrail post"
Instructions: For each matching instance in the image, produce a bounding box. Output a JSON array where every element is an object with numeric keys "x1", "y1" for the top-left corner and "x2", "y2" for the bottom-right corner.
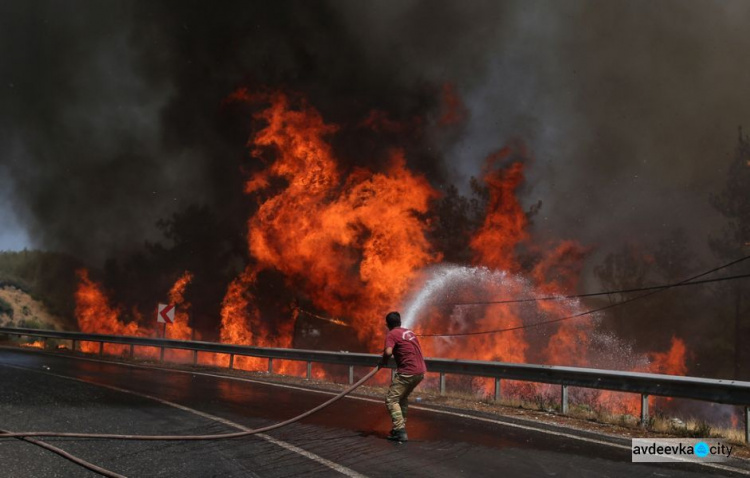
[
  {"x1": 192, "y1": 350, "x2": 198, "y2": 366},
  {"x1": 268, "y1": 358, "x2": 273, "y2": 374},
  {"x1": 42, "y1": 337, "x2": 47, "y2": 350},
  {"x1": 228, "y1": 354, "x2": 234, "y2": 370},
  {"x1": 129, "y1": 344, "x2": 134, "y2": 359},
  {"x1": 561, "y1": 384, "x2": 569, "y2": 414},
  {"x1": 745, "y1": 407, "x2": 749, "y2": 444},
  {"x1": 640, "y1": 394, "x2": 649, "y2": 428},
  {"x1": 440, "y1": 373, "x2": 446, "y2": 396},
  {"x1": 99, "y1": 342, "x2": 104, "y2": 356},
  {"x1": 159, "y1": 347, "x2": 165, "y2": 363},
  {"x1": 494, "y1": 377, "x2": 501, "y2": 401},
  {"x1": 306, "y1": 361, "x2": 312, "y2": 380},
  {"x1": 71, "y1": 339, "x2": 77, "y2": 352},
  {"x1": 349, "y1": 365, "x2": 354, "y2": 385}
]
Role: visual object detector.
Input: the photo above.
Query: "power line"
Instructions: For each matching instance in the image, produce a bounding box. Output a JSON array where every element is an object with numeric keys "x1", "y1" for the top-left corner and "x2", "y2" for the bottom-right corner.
[
  {"x1": 442, "y1": 273, "x2": 750, "y2": 306},
  {"x1": 418, "y1": 254, "x2": 750, "y2": 338}
]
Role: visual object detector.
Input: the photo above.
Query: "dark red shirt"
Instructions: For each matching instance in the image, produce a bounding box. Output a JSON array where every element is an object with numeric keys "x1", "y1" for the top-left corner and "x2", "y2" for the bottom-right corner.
[{"x1": 385, "y1": 327, "x2": 427, "y2": 375}]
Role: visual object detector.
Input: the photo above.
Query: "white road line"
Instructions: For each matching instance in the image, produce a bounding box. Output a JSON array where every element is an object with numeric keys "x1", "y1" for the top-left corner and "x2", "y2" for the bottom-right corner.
[
  {"x1": 4, "y1": 348, "x2": 750, "y2": 476},
  {"x1": 0, "y1": 361, "x2": 368, "y2": 478}
]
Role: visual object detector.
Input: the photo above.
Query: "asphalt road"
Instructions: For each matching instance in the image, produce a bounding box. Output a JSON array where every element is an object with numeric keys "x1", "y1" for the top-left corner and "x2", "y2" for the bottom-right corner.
[{"x1": 0, "y1": 347, "x2": 746, "y2": 478}]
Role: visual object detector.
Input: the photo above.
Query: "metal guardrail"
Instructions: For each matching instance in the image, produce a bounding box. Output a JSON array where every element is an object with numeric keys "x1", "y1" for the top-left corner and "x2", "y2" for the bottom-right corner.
[{"x1": 1, "y1": 326, "x2": 749, "y2": 442}]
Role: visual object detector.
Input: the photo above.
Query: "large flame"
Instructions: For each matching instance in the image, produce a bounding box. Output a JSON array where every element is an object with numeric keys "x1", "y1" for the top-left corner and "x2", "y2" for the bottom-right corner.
[
  {"x1": 166, "y1": 271, "x2": 193, "y2": 340},
  {"x1": 75, "y1": 269, "x2": 141, "y2": 355},
  {"x1": 415, "y1": 148, "x2": 593, "y2": 370},
  {"x1": 217, "y1": 268, "x2": 266, "y2": 370},
  {"x1": 163, "y1": 271, "x2": 194, "y2": 361},
  {"x1": 222, "y1": 90, "x2": 439, "y2": 352},
  {"x1": 470, "y1": 147, "x2": 529, "y2": 273},
  {"x1": 71, "y1": 86, "x2": 690, "y2": 416},
  {"x1": 75, "y1": 269, "x2": 195, "y2": 359}
]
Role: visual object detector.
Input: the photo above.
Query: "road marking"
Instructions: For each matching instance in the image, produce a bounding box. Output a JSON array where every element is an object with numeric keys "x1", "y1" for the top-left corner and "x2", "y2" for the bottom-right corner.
[
  {"x1": 0, "y1": 361, "x2": 367, "y2": 478},
  {"x1": 4, "y1": 348, "x2": 750, "y2": 476}
]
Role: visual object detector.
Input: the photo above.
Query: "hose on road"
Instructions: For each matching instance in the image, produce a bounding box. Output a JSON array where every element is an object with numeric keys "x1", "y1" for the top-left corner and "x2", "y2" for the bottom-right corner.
[
  {"x1": 2, "y1": 366, "x2": 382, "y2": 477},
  {"x1": 1, "y1": 427, "x2": 127, "y2": 478},
  {"x1": 1, "y1": 366, "x2": 381, "y2": 441}
]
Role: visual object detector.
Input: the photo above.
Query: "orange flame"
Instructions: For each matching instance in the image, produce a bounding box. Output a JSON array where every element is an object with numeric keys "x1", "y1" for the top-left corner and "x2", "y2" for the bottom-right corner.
[
  {"x1": 75, "y1": 269, "x2": 140, "y2": 355},
  {"x1": 470, "y1": 148, "x2": 529, "y2": 273},
  {"x1": 228, "y1": 90, "x2": 440, "y2": 349},
  {"x1": 216, "y1": 268, "x2": 264, "y2": 370},
  {"x1": 166, "y1": 271, "x2": 193, "y2": 339},
  {"x1": 163, "y1": 271, "x2": 194, "y2": 361},
  {"x1": 69, "y1": 86, "x2": 692, "y2": 418},
  {"x1": 595, "y1": 337, "x2": 688, "y2": 415},
  {"x1": 648, "y1": 337, "x2": 688, "y2": 376},
  {"x1": 21, "y1": 340, "x2": 44, "y2": 349}
]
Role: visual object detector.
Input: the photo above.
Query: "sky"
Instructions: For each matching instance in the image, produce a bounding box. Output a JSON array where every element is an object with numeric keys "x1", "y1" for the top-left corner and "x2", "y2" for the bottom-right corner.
[
  {"x1": 0, "y1": 203, "x2": 29, "y2": 251},
  {"x1": 0, "y1": 0, "x2": 748, "y2": 274}
]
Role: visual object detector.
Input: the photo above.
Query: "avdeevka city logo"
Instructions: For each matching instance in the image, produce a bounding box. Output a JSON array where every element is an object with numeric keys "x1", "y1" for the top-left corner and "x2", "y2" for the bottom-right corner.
[
  {"x1": 631, "y1": 438, "x2": 733, "y2": 463},
  {"x1": 694, "y1": 441, "x2": 709, "y2": 458}
]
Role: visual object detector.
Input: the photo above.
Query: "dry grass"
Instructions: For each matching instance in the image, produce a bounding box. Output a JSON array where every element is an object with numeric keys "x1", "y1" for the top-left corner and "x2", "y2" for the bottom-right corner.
[{"x1": 400, "y1": 383, "x2": 747, "y2": 448}]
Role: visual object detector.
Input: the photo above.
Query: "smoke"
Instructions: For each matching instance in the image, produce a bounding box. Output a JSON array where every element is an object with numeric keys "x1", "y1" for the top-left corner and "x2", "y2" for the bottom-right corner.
[
  {"x1": 0, "y1": 182, "x2": 29, "y2": 251},
  {"x1": 0, "y1": 2, "x2": 181, "y2": 260},
  {"x1": 527, "y1": 1, "x2": 750, "y2": 265},
  {"x1": 1, "y1": 0, "x2": 749, "y2": 270}
]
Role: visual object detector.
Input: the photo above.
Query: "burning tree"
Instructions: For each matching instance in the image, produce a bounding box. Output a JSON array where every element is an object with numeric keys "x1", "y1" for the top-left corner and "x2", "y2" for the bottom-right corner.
[
  {"x1": 593, "y1": 230, "x2": 699, "y2": 354},
  {"x1": 709, "y1": 129, "x2": 750, "y2": 379}
]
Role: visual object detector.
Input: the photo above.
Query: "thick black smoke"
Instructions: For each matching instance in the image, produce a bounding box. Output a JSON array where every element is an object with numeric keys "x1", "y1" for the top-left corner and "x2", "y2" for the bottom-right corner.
[
  {"x1": 2, "y1": 0, "x2": 750, "y2": 377},
  {"x1": 0, "y1": 1, "x2": 439, "y2": 262},
  {"x1": 1, "y1": 0, "x2": 749, "y2": 273}
]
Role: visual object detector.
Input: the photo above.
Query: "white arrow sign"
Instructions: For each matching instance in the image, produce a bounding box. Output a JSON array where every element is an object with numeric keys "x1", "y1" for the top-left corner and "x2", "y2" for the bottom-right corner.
[{"x1": 157, "y1": 303, "x2": 175, "y2": 324}]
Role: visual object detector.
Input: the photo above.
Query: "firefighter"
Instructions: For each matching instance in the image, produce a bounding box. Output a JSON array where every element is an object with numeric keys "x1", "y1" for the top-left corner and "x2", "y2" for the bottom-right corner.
[{"x1": 379, "y1": 311, "x2": 427, "y2": 442}]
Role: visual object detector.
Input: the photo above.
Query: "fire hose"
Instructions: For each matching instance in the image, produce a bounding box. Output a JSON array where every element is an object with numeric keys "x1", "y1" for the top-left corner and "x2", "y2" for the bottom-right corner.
[
  {"x1": 1, "y1": 366, "x2": 382, "y2": 477},
  {"x1": 0, "y1": 427, "x2": 128, "y2": 478}
]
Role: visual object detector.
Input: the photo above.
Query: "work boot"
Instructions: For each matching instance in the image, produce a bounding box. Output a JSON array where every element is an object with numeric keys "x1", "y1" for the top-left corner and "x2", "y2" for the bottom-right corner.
[{"x1": 387, "y1": 428, "x2": 408, "y2": 442}]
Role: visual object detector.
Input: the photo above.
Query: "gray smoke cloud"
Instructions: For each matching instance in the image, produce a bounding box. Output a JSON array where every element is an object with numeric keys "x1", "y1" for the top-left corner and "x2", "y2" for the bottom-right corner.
[
  {"x1": 343, "y1": 0, "x2": 750, "y2": 279},
  {"x1": 1, "y1": 0, "x2": 748, "y2": 272},
  {"x1": 0, "y1": 1, "x2": 189, "y2": 260}
]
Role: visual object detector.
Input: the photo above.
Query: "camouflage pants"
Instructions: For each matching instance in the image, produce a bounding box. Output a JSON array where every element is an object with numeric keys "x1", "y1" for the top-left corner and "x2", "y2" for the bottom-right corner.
[{"x1": 385, "y1": 373, "x2": 424, "y2": 431}]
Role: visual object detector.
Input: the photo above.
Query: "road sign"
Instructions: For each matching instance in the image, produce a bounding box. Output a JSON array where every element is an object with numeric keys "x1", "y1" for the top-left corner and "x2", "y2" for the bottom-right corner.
[{"x1": 157, "y1": 303, "x2": 175, "y2": 324}]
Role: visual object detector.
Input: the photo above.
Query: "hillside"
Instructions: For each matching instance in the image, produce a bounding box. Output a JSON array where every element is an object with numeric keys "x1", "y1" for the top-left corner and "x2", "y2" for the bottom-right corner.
[
  {"x1": 0, "y1": 285, "x2": 67, "y2": 330},
  {"x1": 0, "y1": 250, "x2": 82, "y2": 330}
]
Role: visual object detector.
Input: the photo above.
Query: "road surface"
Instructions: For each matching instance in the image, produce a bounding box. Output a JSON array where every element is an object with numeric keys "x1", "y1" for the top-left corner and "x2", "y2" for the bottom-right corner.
[{"x1": 0, "y1": 347, "x2": 746, "y2": 477}]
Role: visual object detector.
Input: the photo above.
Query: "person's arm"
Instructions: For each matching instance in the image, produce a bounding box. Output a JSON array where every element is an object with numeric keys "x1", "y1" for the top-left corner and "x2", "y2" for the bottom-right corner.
[
  {"x1": 379, "y1": 346, "x2": 393, "y2": 368},
  {"x1": 380, "y1": 331, "x2": 395, "y2": 368}
]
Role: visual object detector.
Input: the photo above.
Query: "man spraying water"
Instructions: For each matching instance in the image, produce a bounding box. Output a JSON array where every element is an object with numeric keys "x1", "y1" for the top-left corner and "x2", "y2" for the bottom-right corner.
[{"x1": 379, "y1": 311, "x2": 427, "y2": 442}]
